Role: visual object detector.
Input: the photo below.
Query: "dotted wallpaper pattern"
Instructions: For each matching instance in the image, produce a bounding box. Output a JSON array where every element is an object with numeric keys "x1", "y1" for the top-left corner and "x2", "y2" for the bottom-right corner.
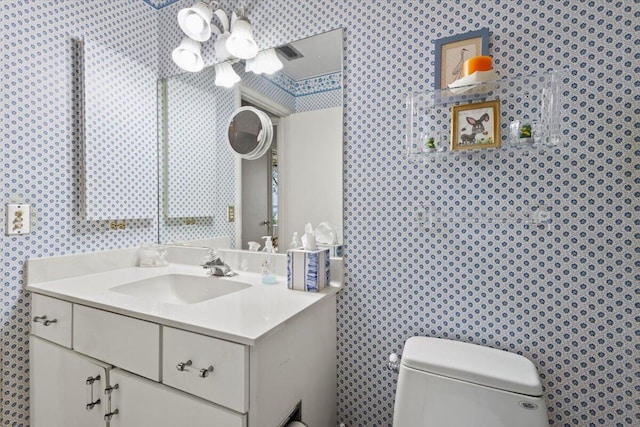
[
  {"x1": 164, "y1": 66, "x2": 219, "y2": 218},
  {"x1": 1, "y1": 2, "x2": 638, "y2": 427},
  {"x1": 158, "y1": 1, "x2": 636, "y2": 426},
  {"x1": 82, "y1": 37, "x2": 157, "y2": 220},
  {"x1": 158, "y1": 74, "x2": 237, "y2": 244},
  {"x1": 2, "y1": 1, "x2": 159, "y2": 426}
]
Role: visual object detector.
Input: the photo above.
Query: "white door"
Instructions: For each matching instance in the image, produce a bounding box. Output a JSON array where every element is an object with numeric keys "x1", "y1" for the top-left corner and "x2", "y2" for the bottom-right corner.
[
  {"x1": 109, "y1": 368, "x2": 246, "y2": 427},
  {"x1": 30, "y1": 336, "x2": 109, "y2": 427},
  {"x1": 241, "y1": 135, "x2": 277, "y2": 250}
]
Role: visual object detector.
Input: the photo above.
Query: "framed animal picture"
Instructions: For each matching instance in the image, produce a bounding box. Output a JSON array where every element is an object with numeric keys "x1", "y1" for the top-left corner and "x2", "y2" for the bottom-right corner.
[
  {"x1": 433, "y1": 28, "x2": 489, "y2": 90},
  {"x1": 451, "y1": 100, "x2": 501, "y2": 150}
]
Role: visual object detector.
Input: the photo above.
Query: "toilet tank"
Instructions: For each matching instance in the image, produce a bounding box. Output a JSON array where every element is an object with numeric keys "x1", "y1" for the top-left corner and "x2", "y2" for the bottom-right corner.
[{"x1": 392, "y1": 337, "x2": 549, "y2": 427}]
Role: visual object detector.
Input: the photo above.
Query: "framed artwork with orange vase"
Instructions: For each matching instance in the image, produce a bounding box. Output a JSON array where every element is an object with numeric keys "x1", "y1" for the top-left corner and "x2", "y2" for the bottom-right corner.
[{"x1": 433, "y1": 28, "x2": 489, "y2": 90}]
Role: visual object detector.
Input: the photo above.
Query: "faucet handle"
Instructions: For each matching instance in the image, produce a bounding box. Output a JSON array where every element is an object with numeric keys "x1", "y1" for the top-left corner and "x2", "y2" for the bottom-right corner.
[{"x1": 203, "y1": 248, "x2": 218, "y2": 263}]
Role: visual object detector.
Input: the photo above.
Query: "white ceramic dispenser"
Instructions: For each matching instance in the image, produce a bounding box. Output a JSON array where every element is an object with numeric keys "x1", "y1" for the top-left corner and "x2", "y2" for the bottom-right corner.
[{"x1": 261, "y1": 236, "x2": 277, "y2": 284}]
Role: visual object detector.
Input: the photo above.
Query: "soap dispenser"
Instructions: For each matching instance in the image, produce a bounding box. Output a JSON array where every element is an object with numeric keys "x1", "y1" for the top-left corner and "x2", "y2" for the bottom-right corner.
[{"x1": 261, "y1": 236, "x2": 277, "y2": 284}]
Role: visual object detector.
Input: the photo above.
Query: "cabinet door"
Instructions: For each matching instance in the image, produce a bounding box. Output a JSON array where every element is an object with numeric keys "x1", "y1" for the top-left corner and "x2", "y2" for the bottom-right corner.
[
  {"x1": 30, "y1": 336, "x2": 109, "y2": 427},
  {"x1": 109, "y1": 369, "x2": 246, "y2": 427}
]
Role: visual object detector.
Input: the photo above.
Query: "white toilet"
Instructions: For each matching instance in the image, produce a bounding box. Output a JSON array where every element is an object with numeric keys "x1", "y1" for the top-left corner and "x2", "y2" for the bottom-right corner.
[{"x1": 392, "y1": 337, "x2": 549, "y2": 427}]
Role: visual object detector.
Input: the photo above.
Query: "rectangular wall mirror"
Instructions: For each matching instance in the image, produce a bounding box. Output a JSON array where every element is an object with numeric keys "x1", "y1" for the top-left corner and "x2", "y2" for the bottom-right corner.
[
  {"x1": 83, "y1": 38, "x2": 156, "y2": 220},
  {"x1": 158, "y1": 28, "x2": 344, "y2": 255}
]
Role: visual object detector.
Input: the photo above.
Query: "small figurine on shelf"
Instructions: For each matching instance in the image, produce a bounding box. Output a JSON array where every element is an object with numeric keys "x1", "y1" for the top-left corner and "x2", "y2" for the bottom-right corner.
[
  {"x1": 520, "y1": 124, "x2": 532, "y2": 139},
  {"x1": 425, "y1": 136, "x2": 436, "y2": 152},
  {"x1": 508, "y1": 120, "x2": 535, "y2": 145},
  {"x1": 423, "y1": 132, "x2": 445, "y2": 153}
]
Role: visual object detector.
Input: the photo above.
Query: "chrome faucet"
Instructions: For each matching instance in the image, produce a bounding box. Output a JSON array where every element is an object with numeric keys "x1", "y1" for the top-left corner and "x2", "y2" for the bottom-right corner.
[{"x1": 202, "y1": 250, "x2": 233, "y2": 277}]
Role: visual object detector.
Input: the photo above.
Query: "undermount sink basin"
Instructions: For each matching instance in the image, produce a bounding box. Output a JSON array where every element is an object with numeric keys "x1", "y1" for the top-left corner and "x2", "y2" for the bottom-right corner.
[{"x1": 110, "y1": 274, "x2": 250, "y2": 305}]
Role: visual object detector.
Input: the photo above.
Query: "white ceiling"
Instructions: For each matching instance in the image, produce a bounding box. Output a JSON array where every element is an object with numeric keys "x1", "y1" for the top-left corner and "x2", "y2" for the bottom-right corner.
[{"x1": 276, "y1": 29, "x2": 343, "y2": 81}]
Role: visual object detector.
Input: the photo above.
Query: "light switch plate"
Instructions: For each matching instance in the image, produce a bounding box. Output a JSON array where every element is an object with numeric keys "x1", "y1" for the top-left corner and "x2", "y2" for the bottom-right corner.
[
  {"x1": 6, "y1": 203, "x2": 31, "y2": 235},
  {"x1": 227, "y1": 205, "x2": 235, "y2": 222}
]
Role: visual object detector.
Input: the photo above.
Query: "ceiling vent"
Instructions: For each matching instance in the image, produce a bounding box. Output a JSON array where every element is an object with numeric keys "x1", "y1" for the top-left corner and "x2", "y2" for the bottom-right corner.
[{"x1": 276, "y1": 44, "x2": 304, "y2": 61}]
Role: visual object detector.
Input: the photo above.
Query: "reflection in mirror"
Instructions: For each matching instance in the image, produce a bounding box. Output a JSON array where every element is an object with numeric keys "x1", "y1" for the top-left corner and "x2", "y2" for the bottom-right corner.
[
  {"x1": 227, "y1": 106, "x2": 274, "y2": 159},
  {"x1": 159, "y1": 29, "x2": 344, "y2": 255},
  {"x1": 161, "y1": 67, "x2": 219, "y2": 218},
  {"x1": 228, "y1": 109, "x2": 264, "y2": 155}
]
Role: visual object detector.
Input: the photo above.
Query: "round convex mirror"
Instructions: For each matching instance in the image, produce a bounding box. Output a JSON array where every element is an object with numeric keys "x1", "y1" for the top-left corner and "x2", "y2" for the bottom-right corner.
[{"x1": 227, "y1": 106, "x2": 273, "y2": 160}]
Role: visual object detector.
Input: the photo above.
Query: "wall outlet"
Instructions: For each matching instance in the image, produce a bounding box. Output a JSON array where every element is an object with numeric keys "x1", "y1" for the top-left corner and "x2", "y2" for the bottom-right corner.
[{"x1": 6, "y1": 203, "x2": 31, "y2": 235}]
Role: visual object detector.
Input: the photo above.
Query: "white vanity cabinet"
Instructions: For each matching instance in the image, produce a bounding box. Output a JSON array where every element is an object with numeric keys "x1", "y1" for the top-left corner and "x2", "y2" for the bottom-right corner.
[
  {"x1": 31, "y1": 336, "x2": 244, "y2": 427},
  {"x1": 29, "y1": 288, "x2": 336, "y2": 427}
]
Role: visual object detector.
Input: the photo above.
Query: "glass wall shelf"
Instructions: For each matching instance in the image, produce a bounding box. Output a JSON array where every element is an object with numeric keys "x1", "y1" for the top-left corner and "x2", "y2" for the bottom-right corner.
[
  {"x1": 406, "y1": 70, "x2": 568, "y2": 161},
  {"x1": 415, "y1": 203, "x2": 552, "y2": 231}
]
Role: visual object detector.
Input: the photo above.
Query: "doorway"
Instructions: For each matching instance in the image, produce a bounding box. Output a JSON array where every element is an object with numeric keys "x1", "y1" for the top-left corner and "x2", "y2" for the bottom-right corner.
[{"x1": 240, "y1": 99, "x2": 281, "y2": 251}]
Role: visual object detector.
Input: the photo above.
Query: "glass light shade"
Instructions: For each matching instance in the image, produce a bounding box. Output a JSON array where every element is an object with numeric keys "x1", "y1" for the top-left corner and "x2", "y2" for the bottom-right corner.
[
  {"x1": 261, "y1": 48, "x2": 283, "y2": 74},
  {"x1": 225, "y1": 17, "x2": 258, "y2": 60},
  {"x1": 245, "y1": 56, "x2": 258, "y2": 74},
  {"x1": 215, "y1": 62, "x2": 241, "y2": 88},
  {"x1": 172, "y1": 37, "x2": 204, "y2": 72},
  {"x1": 246, "y1": 49, "x2": 283, "y2": 75},
  {"x1": 214, "y1": 32, "x2": 232, "y2": 61},
  {"x1": 177, "y1": 1, "x2": 213, "y2": 42}
]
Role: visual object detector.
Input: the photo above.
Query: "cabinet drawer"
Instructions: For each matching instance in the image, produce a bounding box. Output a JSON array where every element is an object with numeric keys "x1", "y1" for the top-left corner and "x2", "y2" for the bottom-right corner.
[
  {"x1": 31, "y1": 294, "x2": 72, "y2": 348},
  {"x1": 73, "y1": 305, "x2": 160, "y2": 381},
  {"x1": 162, "y1": 327, "x2": 248, "y2": 413}
]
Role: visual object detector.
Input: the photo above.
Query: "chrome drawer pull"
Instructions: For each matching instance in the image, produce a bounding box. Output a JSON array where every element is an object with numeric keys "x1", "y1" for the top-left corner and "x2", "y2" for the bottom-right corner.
[
  {"x1": 86, "y1": 375, "x2": 101, "y2": 385},
  {"x1": 33, "y1": 315, "x2": 58, "y2": 326},
  {"x1": 104, "y1": 384, "x2": 119, "y2": 421},
  {"x1": 176, "y1": 359, "x2": 214, "y2": 378},
  {"x1": 86, "y1": 375, "x2": 101, "y2": 411},
  {"x1": 104, "y1": 409, "x2": 119, "y2": 421},
  {"x1": 176, "y1": 360, "x2": 193, "y2": 371},
  {"x1": 199, "y1": 366, "x2": 214, "y2": 378},
  {"x1": 104, "y1": 384, "x2": 119, "y2": 395},
  {"x1": 86, "y1": 399, "x2": 101, "y2": 411}
]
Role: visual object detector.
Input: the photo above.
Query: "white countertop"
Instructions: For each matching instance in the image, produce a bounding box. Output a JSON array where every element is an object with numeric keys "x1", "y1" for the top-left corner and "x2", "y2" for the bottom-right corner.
[{"x1": 26, "y1": 264, "x2": 341, "y2": 346}]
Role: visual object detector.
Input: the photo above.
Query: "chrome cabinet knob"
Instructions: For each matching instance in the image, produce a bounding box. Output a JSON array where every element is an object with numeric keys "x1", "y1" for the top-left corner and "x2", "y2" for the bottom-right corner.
[
  {"x1": 176, "y1": 360, "x2": 193, "y2": 372},
  {"x1": 33, "y1": 315, "x2": 58, "y2": 326},
  {"x1": 199, "y1": 366, "x2": 214, "y2": 378},
  {"x1": 86, "y1": 399, "x2": 101, "y2": 411},
  {"x1": 104, "y1": 409, "x2": 119, "y2": 421}
]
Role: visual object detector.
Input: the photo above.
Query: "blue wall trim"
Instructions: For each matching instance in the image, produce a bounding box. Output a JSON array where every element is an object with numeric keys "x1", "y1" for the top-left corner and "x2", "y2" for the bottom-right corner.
[{"x1": 141, "y1": 0, "x2": 181, "y2": 10}]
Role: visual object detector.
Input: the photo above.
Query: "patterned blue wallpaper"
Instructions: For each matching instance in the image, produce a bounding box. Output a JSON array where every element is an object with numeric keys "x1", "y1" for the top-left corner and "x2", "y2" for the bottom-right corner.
[
  {"x1": 82, "y1": 37, "x2": 157, "y2": 220},
  {"x1": 2, "y1": 1, "x2": 638, "y2": 427},
  {"x1": 1, "y1": 1, "x2": 159, "y2": 426}
]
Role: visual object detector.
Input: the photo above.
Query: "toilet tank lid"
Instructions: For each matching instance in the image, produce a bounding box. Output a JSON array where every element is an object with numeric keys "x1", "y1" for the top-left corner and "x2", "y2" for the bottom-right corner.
[{"x1": 401, "y1": 337, "x2": 543, "y2": 397}]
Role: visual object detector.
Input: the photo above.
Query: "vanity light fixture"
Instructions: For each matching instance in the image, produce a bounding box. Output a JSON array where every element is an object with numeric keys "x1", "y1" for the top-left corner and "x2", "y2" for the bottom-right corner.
[
  {"x1": 245, "y1": 48, "x2": 283, "y2": 75},
  {"x1": 177, "y1": 1, "x2": 213, "y2": 42},
  {"x1": 173, "y1": 1, "x2": 259, "y2": 74},
  {"x1": 214, "y1": 62, "x2": 241, "y2": 88},
  {"x1": 171, "y1": 37, "x2": 204, "y2": 72},
  {"x1": 225, "y1": 14, "x2": 259, "y2": 60}
]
